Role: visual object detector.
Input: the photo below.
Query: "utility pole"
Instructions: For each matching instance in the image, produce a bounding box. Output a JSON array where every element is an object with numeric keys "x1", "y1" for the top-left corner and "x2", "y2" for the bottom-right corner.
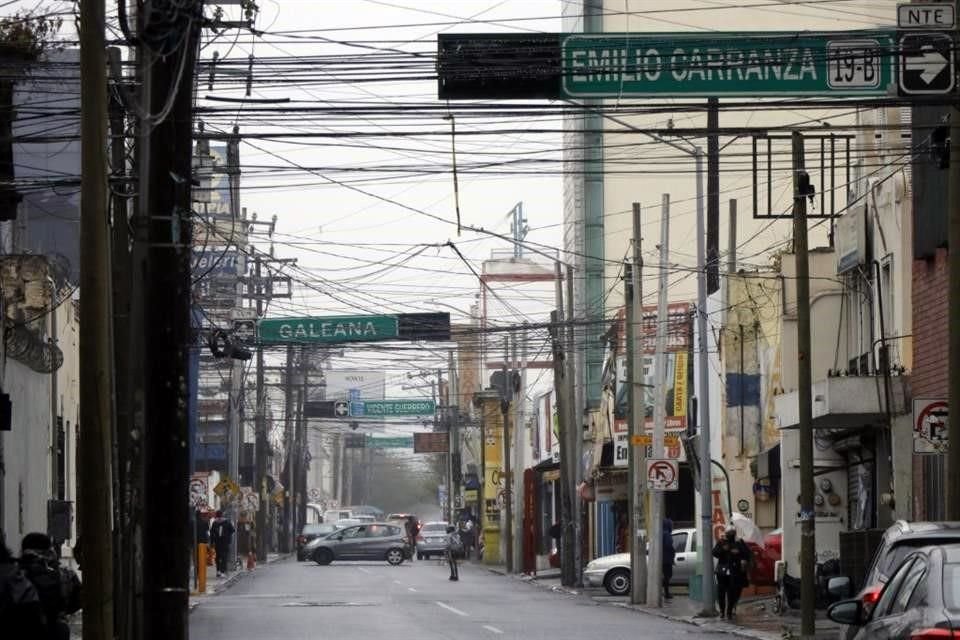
[
  {"x1": 727, "y1": 200, "x2": 737, "y2": 276},
  {"x1": 295, "y1": 351, "x2": 308, "y2": 532},
  {"x1": 707, "y1": 98, "x2": 720, "y2": 294},
  {"x1": 628, "y1": 202, "x2": 648, "y2": 605},
  {"x1": 793, "y1": 131, "x2": 817, "y2": 640},
  {"x1": 551, "y1": 261, "x2": 574, "y2": 586},
  {"x1": 502, "y1": 336, "x2": 514, "y2": 574},
  {"x1": 254, "y1": 254, "x2": 268, "y2": 561},
  {"x1": 516, "y1": 324, "x2": 527, "y2": 573},
  {"x1": 283, "y1": 344, "x2": 296, "y2": 553},
  {"x1": 79, "y1": 0, "x2": 114, "y2": 636},
  {"x1": 647, "y1": 194, "x2": 670, "y2": 607},
  {"x1": 139, "y1": 1, "x2": 201, "y2": 637},
  {"x1": 948, "y1": 9, "x2": 960, "y2": 521},
  {"x1": 566, "y1": 266, "x2": 581, "y2": 587},
  {"x1": 694, "y1": 146, "x2": 716, "y2": 617},
  {"x1": 448, "y1": 350, "x2": 460, "y2": 521}
]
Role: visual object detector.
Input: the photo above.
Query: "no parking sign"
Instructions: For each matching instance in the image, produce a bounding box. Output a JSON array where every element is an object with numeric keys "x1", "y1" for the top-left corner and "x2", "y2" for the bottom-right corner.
[{"x1": 914, "y1": 398, "x2": 948, "y2": 454}]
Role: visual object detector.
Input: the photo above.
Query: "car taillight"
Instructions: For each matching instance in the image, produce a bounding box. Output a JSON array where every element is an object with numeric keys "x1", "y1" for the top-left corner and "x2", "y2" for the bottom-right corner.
[
  {"x1": 297, "y1": 536, "x2": 306, "y2": 545},
  {"x1": 910, "y1": 629, "x2": 960, "y2": 639},
  {"x1": 862, "y1": 587, "x2": 882, "y2": 606}
]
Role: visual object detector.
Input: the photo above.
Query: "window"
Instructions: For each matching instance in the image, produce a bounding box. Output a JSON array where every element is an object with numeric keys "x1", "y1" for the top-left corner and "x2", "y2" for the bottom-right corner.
[
  {"x1": 889, "y1": 559, "x2": 927, "y2": 616},
  {"x1": 341, "y1": 526, "x2": 366, "y2": 539},
  {"x1": 880, "y1": 256, "x2": 894, "y2": 338},
  {"x1": 874, "y1": 557, "x2": 916, "y2": 618},
  {"x1": 672, "y1": 532, "x2": 688, "y2": 554},
  {"x1": 943, "y1": 564, "x2": 960, "y2": 611}
]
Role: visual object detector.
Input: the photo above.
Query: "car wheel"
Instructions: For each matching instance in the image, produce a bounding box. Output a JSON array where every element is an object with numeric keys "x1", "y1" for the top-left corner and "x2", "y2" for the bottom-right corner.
[
  {"x1": 604, "y1": 568, "x2": 631, "y2": 597},
  {"x1": 314, "y1": 549, "x2": 333, "y2": 566},
  {"x1": 386, "y1": 548, "x2": 405, "y2": 566}
]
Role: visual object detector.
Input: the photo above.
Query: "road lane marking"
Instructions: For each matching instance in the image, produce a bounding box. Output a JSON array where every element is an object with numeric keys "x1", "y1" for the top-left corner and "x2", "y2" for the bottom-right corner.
[
  {"x1": 408, "y1": 587, "x2": 418, "y2": 592},
  {"x1": 483, "y1": 625, "x2": 504, "y2": 635},
  {"x1": 436, "y1": 601, "x2": 469, "y2": 617},
  {"x1": 357, "y1": 567, "x2": 372, "y2": 575}
]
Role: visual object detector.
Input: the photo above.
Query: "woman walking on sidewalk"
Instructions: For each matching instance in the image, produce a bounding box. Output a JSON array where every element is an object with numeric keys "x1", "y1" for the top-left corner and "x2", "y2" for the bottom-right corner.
[{"x1": 713, "y1": 525, "x2": 752, "y2": 620}]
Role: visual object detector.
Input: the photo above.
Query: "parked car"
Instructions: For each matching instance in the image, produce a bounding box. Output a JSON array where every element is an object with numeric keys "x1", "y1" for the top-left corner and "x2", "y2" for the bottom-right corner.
[
  {"x1": 296, "y1": 523, "x2": 340, "y2": 561},
  {"x1": 748, "y1": 528, "x2": 781, "y2": 587},
  {"x1": 584, "y1": 527, "x2": 700, "y2": 596},
  {"x1": 308, "y1": 522, "x2": 411, "y2": 566},
  {"x1": 829, "y1": 521, "x2": 960, "y2": 639},
  {"x1": 828, "y1": 544, "x2": 960, "y2": 640},
  {"x1": 416, "y1": 522, "x2": 449, "y2": 559}
]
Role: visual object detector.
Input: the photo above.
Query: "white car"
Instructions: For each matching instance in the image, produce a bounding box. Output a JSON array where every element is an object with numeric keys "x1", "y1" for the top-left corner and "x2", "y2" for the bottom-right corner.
[{"x1": 584, "y1": 527, "x2": 702, "y2": 596}]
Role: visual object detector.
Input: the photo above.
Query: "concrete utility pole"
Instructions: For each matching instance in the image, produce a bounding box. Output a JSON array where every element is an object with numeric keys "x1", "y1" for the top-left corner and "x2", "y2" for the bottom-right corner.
[
  {"x1": 502, "y1": 336, "x2": 515, "y2": 574},
  {"x1": 139, "y1": 1, "x2": 201, "y2": 637},
  {"x1": 567, "y1": 266, "x2": 582, "y2": 587},
  {"x1": 647, "y1": 194, "x2": 671, "y2": 607},
  {"x1": 283, "y1": 344, "x2": 296, "y2": 553},
  {"x1": 448, "y1": 349, "x2": 461, "y2": 521},
  {"x1": 792, "y1": 131, "x2": 817, "y2": 640},
  {"x1": 694, "y1": 146, "x2": 716, "y2": 617},
  {"x1": 948, "y1": 10, "x2": 960, "y2": 521},
  {"x1": 79, "y1": 0, "x2": 114, "y2": 636},
  {"x1": 628, "y1": 203, "x2": 648, "y2": 605},
  {"x1": 516, "y1": 324, "x2": 527, "y2": 573}
]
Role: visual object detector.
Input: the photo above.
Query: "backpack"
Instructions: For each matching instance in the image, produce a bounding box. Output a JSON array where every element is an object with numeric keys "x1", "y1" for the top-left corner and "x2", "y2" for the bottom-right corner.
[
  {"x1": 19, "y1": 553, "x2": 64, "y2": 620},
  {"x1": 449, "y1": 533, "x2": 464, "y2": 558},
  {"x1": 0, "y1": 563, "x2": 45, "y2": 634}
]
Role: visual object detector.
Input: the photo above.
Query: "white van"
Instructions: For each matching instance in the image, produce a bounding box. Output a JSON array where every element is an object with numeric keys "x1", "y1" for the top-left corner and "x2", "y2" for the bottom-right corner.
[{"x1": 322, "y1": 509, "x2": 353, "y2": 523}]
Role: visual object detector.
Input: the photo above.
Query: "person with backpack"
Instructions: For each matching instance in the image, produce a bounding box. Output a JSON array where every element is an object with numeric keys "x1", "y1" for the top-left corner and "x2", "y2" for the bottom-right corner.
[
  {"x1": 19, "y1": 532, "x2": 81, "y2": 640},
  {"x1": 712, "y1": 525, "x2": 753, "y2": 620},
  {"x1": 0, "y1": 531, "x2": 46, "y2": 637},
  {"x1": 209, "y1": 510, "x2": 236, "y2": 577},
  {"x1": 445, "y1": 525, "x2": 462, "y2": 581}
]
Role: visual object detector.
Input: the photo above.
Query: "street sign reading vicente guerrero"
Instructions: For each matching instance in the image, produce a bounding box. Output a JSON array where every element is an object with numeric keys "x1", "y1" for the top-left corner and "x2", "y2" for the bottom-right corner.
[
  {"x1": 259, "y1": 315, "x2": 397, "y2": 344},
  {"x1": 350, "y1": 399, "x2": 436, "y2": 417},
  {"x1": 562, "y1": 31, "x2": 895, "y2": 97}
]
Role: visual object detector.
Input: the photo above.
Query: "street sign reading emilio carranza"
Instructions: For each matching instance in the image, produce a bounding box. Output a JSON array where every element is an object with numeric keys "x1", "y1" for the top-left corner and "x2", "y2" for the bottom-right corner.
[{"x1": 563, "y1": 31, "x2": 895, "y2": 97}]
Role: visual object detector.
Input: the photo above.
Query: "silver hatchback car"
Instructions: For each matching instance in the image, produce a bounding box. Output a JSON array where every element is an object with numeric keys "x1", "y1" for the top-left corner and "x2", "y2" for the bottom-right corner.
[{"x1": 307, "y1": 522, "x2": 411, "y2": 566}]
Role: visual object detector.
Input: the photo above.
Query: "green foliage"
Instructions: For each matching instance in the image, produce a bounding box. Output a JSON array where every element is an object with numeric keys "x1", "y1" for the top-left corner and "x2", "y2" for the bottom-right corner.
[{"x1": 0, "y1": 11, "x2": 63, "y2": 60}]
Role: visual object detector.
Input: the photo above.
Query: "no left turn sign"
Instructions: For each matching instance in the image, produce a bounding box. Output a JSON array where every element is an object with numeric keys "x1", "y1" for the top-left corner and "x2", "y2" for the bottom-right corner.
[{"x1": 646, "y1": 459, "x2": 679, "y2": 492}]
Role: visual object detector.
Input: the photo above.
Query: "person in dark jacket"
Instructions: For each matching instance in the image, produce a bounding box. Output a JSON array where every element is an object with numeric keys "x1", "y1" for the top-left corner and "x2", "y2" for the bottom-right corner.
[
  {"x1": 662, "y1": 518, "x2": 676, "y2": 599},
  {"x1": 0, "y1": 531, "x2": 46, "y2": 637},
  {"x1": 210, "y1": 511, "x2": 236, "y2": 577},
  {"x1": 19, "y1": 532, "x2": 81, "y2": 640},
  {"x1": 712, "y1": 525, "x2": 752, "y2": 620}
]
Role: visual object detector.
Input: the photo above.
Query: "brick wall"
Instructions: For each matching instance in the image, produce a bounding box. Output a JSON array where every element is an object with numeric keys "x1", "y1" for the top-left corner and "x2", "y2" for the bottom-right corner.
[{"x1": 912, "y1": 248, "x2": 950, "y2": 520}]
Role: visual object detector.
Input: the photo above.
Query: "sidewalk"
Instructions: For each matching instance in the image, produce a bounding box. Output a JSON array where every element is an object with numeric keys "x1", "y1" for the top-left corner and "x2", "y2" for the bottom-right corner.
[
  {"x1": 485, "y1": 566, "x2": 840, "y2": 640},
  {"x1": 190, "y1": 552, "x2": 287, "y2": 609}
]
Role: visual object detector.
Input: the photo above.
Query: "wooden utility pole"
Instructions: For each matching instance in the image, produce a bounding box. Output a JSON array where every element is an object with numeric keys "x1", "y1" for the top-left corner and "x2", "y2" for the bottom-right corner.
[
  {"x1": 140, "y1": 1, "x2": 201, "y2": 638},
  {"x1": 502, "y1": 336, "x2": 514, "y2": 574},
  {"x1": 792, "y1": 131, "x2": 817, "y2": 640},
  {"x1": 551, "y1": 261, "x2": 574, "y2": 586},
  {"x1": 948, "y1": 12, "x2": 960, "y2": 521},
  {"x1": 79, "y1": 0, "x2": 115, "y2": 637},
  {"x1": 627, "y1": 202, "x2": 648, "y2": 605}
]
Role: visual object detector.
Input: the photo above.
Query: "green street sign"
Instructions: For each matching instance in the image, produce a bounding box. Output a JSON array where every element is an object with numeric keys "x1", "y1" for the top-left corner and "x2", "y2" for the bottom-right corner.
[
  {"x1": 366, "y1": 436, "x2": 414, "y2": 449},
  {"x1": 562, "y1": 31, "x2": 896, "y2": 97},
  {"x1": 258, "y1": 315, "x2": 398, "y2": 344},
  {"x1": 351, "y1": 399, "x2": 436, "y2": 417}
]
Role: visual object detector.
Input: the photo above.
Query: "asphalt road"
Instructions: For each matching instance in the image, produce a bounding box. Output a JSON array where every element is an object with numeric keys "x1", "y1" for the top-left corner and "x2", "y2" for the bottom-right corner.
[{"x1": 189, "y1": 556, "x2": 741, "y2": 639}]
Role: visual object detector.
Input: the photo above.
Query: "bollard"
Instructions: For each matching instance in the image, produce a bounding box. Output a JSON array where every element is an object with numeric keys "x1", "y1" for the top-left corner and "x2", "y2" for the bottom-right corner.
[{"x1": 197, "y1": 543, "x2": 208, "y2": 593}]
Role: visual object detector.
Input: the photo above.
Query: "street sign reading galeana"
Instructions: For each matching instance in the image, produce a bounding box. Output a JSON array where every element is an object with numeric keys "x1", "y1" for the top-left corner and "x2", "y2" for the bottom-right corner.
[{"x1": 257, "y1": 312, "x2": 451, "y2": 344}]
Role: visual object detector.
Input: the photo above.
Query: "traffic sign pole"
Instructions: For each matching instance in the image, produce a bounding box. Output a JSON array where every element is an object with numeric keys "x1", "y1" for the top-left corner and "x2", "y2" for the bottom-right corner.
[{"x1": 948, "y1": 12, "x2": 960, "y2": 521}]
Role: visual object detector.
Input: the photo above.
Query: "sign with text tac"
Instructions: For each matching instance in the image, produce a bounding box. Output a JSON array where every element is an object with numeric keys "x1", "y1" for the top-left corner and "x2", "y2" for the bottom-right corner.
[
  {"x1": 258, "y1": 315, "x2": 398, "y2": 344},
  {"x1": 646, "y1": 459, "x2": 679, "y2": 492},
  {"x1": 350, "y1": 399, "x2": 436, "y2": 417},
  {"x1": 914, "y1": 398, "x2": 948, "y2": 454},
  {"x1": 414, "y1": 431, "x2": 449, "y2": 454},
  {"x1": 562, "y1": 31, "x2": 895, "y2": 98}
]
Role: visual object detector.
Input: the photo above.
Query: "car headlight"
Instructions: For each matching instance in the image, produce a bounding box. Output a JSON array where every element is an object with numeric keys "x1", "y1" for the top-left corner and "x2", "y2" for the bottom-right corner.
[{"x1": 586, "y1": 560, "x2": 597, "y2": 571}]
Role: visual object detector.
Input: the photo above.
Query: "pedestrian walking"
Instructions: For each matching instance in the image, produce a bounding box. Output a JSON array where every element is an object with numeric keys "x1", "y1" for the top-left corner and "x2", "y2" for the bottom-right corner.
[
  {"x1": 459, "y1": 519, "x2": 475, "y2": 560},
  {"x1": 19, "y1": 532, "x2": 81, "y2": 640},
  {"x1": 0, "y1": 530, "x2": 45, "y2": 637},
  {"x1": 662, "y1": 518, "x2": 676, "y2": 600},
  {"x1": 405, "y1": 516, "x2": 419, "y2": 559},
  {"x1": 209, "y1": 510, "x2": 236, "y2": 577},
  {"x1": 445, "y1": 526, "x2": 463, "y2": 581},
  {"x1": 712, "y1": 525, "x2": 752, "y2": 620}
]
